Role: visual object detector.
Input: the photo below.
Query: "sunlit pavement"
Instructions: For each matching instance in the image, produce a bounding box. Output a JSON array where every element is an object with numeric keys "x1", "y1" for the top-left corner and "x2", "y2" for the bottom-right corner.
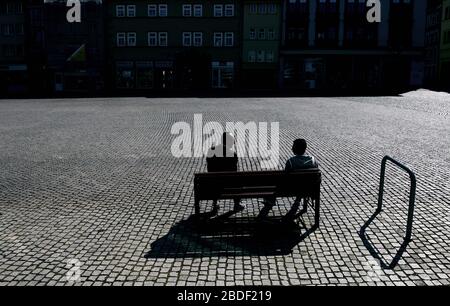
[{"x1": 0, "y1": 90, "x2": 449, "y2": 285}]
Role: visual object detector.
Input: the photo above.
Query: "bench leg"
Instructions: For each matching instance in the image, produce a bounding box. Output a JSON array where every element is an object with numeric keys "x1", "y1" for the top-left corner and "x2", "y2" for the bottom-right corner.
[
  {"x1": 303, "y1": 197, "x2": 309, "y2": 212},
  {"x1": 292, "y1": 197, "x2": 309, "y2": 219},
  {"x1": 313, "y1": 196, "x2": 320, "y2": 229},
  {"x1": 194, "y1": 199, "x2": 200, "y2": 215}
]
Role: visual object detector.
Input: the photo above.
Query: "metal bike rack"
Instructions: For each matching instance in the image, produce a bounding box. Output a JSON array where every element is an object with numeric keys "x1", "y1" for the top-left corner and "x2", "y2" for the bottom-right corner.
[{"x1": 359, "y1": 156, "x2": 417, "y2": 269}]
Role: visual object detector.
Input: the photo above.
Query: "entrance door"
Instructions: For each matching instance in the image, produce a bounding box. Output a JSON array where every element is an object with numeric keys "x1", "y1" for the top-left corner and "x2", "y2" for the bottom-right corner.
[{"x1": 154, "y1": 61, "x2": 174, "y2": 89}]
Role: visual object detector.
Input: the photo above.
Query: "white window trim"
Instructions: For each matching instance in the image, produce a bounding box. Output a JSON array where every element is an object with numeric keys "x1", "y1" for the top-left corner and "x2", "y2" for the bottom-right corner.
[
  {"x1": 117, "y1": 32, "x2": 126, "y2": 46},
  {"x1": 159, "y1": 32, "x2": 168, "y2": 46},
  {"x1": 148, "y1": 32, "x2": 157, "y2": 46},
  {"x1": 116, "y1": 5, "x2": 125, "y2": 17},
  {"x1": 148, "y1": 4, "x2": 158, "y2": 17},
  {"x1": 182, "y1": 4, "x2": 192, "y2": 17},
  {"x1": 159, "y1": 4, "x2": 168, "y2": 17},
  {"x1": 193, "y1": 4, "x2": 203, "y2": 17},
  {"x1": 127, "y1": 5, "x2": 136, "y2": 17},
  {"x1": 214, "y1": 4, "x2": 223, "y2": 17},
  {"x1": 127, "y1": 32, "x2": 137, "y2": 46},
  {"x1": 224, "y1": 32, "x2": 234, "y2": 47},
  {"x1": 214, "y1": 32, "x2": 223, "y2": 47},
  {"x1": 183, "y1": 32, "x2": 192, "y2": 46},
  {"x1": 224, "y1": 4, "x2": 234, "y2": 17},
  {"x1": 193, "y1": 32, "x2": 203, "y2": 47}
]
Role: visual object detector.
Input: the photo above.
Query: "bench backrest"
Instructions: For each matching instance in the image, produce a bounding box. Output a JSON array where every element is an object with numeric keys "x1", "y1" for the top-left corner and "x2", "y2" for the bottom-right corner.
[{"x1": 194, "y1": 169, "x2": 321, "y2": 200}]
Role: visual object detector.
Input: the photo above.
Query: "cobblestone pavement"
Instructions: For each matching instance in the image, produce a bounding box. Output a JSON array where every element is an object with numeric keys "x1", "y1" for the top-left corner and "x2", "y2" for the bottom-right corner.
[{"x1": 0, "y1": 90, "x2": 449, "y2": 286}]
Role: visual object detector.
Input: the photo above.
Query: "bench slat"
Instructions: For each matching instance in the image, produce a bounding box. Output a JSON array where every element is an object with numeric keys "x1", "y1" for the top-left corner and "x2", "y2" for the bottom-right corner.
[
  {"x1": 194, "y1": 169, "x2": 321, "y2": 201},
  {"x1": 219, "y1": 192, "x2": 276, "y2": 198}
]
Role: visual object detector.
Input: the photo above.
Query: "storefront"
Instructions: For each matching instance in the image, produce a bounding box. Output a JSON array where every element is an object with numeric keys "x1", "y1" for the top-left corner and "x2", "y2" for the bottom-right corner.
[
  {"x1": 211, "y1": 61, "x2": 234, "y2": 89},
  {"x1": 116, "y1": 60, "x2": 175, "y2": 90}
]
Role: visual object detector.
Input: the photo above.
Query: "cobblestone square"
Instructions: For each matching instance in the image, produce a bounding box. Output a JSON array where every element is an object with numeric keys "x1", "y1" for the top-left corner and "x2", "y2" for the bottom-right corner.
[{"x1": 0, "y1": 90, "x2": 449, "y2": 286}]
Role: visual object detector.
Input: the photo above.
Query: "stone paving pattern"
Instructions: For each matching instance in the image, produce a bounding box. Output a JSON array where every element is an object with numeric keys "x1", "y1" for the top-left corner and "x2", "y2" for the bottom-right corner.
[{"x1": 0, "y1": 90, "x2": 449, "y2": 286}]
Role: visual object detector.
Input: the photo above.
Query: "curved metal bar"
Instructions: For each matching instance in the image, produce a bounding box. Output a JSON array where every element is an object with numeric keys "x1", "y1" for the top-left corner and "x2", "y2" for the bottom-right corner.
[
  {"x1": 360, "y1": 156, "x2": 417, "y2": 269},
  {"x1": 378, "y1": 156, "x2": 417, "y2": 242}
]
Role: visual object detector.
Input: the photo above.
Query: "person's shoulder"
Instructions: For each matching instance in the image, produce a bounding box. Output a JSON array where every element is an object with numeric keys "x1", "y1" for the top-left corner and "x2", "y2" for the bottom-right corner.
[
  {"x1": 286, "y1": 156, "x2": 296, "y2": 164},
  {"x1": 307, "y1": 154, "x2": 319, "y2": 167}
]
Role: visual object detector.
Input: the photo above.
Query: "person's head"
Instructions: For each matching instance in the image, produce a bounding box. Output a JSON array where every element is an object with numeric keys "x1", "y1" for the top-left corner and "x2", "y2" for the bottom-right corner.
[
  {"x1": 292, "y1": 139, "x2": 307, "y2": 155},
  {"x1": 222, "y1": 132, "x2": 235, "y2": 149}
]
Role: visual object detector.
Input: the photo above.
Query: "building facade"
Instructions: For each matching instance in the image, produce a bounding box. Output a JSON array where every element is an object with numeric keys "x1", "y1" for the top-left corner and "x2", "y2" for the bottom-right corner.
[
  {"x1": 0, "y1": 1, "x2": 27, "y2": 95},
  {"x1": 43, "y1": 0, "x2": 105, "y2": 93},
  {"x1": 441, "y1": 0, "x2": 450, "y2": 89},
  {"x1": 241, "y1": 0, "x2": 282, "y2": 89},
  {"x1": 279, "y1": 0, "x2": 427, "y2": 93},
  {"x1": 0, "y1": 0, "x2": 435, "y2": 96},
  {"x1": 425, "y1": 0, "x2": 442, "y2": 88},
  {"x1": 26, "y1": 0, "x2": 47, "y2": 95},
  {"x1": 106, "y1": 0, "x2": 241, "y2": 92}
]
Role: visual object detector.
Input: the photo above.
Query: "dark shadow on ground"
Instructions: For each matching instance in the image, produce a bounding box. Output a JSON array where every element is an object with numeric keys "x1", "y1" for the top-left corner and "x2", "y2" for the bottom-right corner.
[
  {"x1": 145, "y1": 210, "x2": 317, "y2": 258},
  {"x1": 359, "y1": 209, "x2": 410, "y2": 269}
]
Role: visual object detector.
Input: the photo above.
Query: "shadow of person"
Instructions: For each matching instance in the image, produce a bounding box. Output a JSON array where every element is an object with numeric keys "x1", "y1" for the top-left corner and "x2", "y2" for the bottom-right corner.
[{"x1": 144, "y1": 213, "x2": 317, "y2": 259}]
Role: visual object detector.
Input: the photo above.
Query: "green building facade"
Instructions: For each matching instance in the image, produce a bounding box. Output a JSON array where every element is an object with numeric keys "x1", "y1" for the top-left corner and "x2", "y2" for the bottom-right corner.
[
  {"x1": 241, "y1": 0, "x2": 282, "y2": 89},
  {"x1": 107, "y1": 0, "x2": 241, "y2": 92}
]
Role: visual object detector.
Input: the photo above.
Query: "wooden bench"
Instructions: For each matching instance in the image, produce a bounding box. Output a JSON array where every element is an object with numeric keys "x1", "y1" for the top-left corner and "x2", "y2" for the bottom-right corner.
[{"x1": 194, "y1": 169, "x2": 322, "y2": 228}]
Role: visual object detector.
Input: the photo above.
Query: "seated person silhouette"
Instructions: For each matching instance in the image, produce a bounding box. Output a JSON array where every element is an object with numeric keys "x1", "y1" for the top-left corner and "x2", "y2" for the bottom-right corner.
[
  {"x1": 285, "y1": 138, "x2": 318, "y2": 171},
  {"x1": 260, "y1": 138, "x2": 319, "y2": 220},
  {"x1": 206, "y1": 132, "x2": 245, "y2": 214}
]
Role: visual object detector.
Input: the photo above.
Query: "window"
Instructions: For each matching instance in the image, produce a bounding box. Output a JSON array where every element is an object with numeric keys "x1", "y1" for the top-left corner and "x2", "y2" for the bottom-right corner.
[
  {"x1": 116, "y1": 61, "x2": 135, "y2": 89},
  {"x1": 258, "y1": 4, "x2": 267, "y2": 14},
  {"x1": 212, "y1": 61, "x2": 234, "y2": 88},
  {"x1": 268, "y1": 4, "x2": 277, "y2": 14},
  {"x1": 15, "y1": 24, "x2": 24, "y2": 35},
  {"x1": 148, "y1": 32, "x2": 158, "y2": 46},
  {"x1": 248, "y1": 51, "x2": 256, "y2": 62},
  {"x1": 266, "y1": 51, "x2": 274, "y2": 62},
  {"x1": 117, "y1": 32, "x2": 126, "y2": 46},
  {"x1": 214, "y1": 32, "x2": 223, "y2": 47},
  {"x1": 2, "y1": 3, "x2": 23, "y2": 15},
  {"x1": 116, "y1": 5, "x2": 125, "y2": 17},
  {"x1": 6, "y1": 3, "x2": 15, "y2": 14},
  {"x1": 258, "y1": 29, "x2": 266, "y2": 40},
  {"x1": 127, "y1": 32, "x2": 137, "y2": 46},
  {"x1": 159, "y1": 4, "x2": 168, "y2": 17},
  {"x1": 250, "y1": 4, "x2": 257, "y2": 14},
  {"x1": 249, "y1": 28, "x2": 256, "y2": 40},
  {"x1": 224, "y1": 4, "x2": 234, "y2": 17},
  {"x1": 193, "y1": 5, "x2": 203, "y2": 17},
  {"x1": 127, "y1": 5, "x2": 136, "y2": 17},
  {"x1": 136, "y1": 62, "x2": 154, "y2": 89},
  {"x1": 148, "y1": 4, "x2": 157, "y2": 16},
  {"x1": 1, "y1": 24, "x2": 14, "y2": 36},
  {"x1": 224, "y1": 32, "x2": 234, "y2": 46},
  {"x1": 214, "y1": 5, "x2": 223, "y2": 17},
  {"x1": 181, "y1": 4, "x2": 202, "y2": 17},
  {"x1": 182, "y1": 4, "x2": 192, "y2": 16},
  {"x1": 257, "y1": 50, "x2": 265, "y2": 62},
  {"x1": 159, "y1": 32, "x2": 168, "y2": 46},
  {"x1": 193, "y1": 32, "x2": 203, "y2": 46},
  {"x1": 183, "y1": 32, "x2": 192, "y2": 46}
]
